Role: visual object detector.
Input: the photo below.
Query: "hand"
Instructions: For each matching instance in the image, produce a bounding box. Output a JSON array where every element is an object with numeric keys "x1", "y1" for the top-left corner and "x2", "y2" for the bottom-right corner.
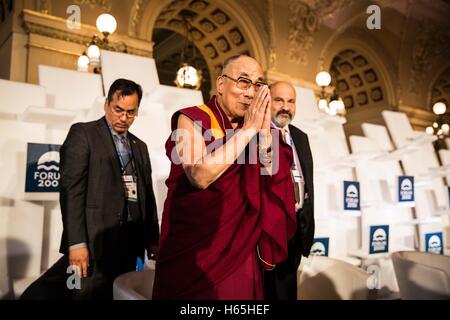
[
  {"x1": 243, "y1": 86, "x2": 270, "y2": 135},
  {"x1": 69, "y1": 247, "x2": 90, "y2": 278},
  {"x1": 261, "y1": 90, "x2": 272, "y2": 131},
  {"x1": 259, "y1": 90, "x2": 272, "y2": 149},
  {"x1": 147, "y1": 245, "x2": 158, "y2": 261}
]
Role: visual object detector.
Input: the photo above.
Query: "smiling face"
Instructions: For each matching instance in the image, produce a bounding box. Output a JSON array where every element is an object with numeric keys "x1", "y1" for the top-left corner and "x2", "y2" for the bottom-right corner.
[
  {"x1": 270, "y1": 81, "x2": 297, "y2": 128},
  {"x1": 216, "y1": 56, "x2": 265, "y2": 123}
]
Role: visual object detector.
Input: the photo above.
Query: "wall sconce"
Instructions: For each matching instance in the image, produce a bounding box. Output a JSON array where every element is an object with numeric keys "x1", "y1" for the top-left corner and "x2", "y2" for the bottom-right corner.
[
  {"x1": 426, "y1": 102, "x2": 449, "y2": 138},
  {"x1": 77, "y1": 52, "x2": 90, "y2": 72},
  {"x1": 315, "y1": 70, "x2": 346, "y2": 116},
  {"x1": 77, "y1": 13, "x2": 126, "y2": 73}
]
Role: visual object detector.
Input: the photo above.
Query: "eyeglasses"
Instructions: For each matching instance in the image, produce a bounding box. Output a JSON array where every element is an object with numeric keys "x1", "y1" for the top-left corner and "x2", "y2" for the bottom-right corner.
[
  {"x1": 109, "y1": 104, "x2": 138, "y2": 119},
  {"x1": 221, "y1": 74, "x2": 267, "y2": 91}
]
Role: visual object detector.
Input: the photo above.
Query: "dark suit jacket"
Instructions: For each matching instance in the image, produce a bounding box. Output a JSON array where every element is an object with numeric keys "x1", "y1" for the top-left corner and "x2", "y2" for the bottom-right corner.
[
  {"x1": 59, "y1": 117, "x2": 159, "y2": 261},
  {"x1": 265, "y1": 124, "x2": 315, "y2": 300},
  {"x1": 289, "y1": 124, "x2": 315, "y2": 257}
]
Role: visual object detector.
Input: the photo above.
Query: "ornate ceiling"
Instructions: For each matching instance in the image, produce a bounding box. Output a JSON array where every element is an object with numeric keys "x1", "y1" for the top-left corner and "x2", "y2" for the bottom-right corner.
[
  {"x1": 330, "y1": 49, "x2": 385, "y2": 110},
  {"x1": 154, "y1": 0, "x2": 252, "y2": 80}
]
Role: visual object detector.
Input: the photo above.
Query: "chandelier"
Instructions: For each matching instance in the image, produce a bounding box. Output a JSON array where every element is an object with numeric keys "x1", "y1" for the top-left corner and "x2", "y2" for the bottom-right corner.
[{"x1": 174, "y1": 16, "x2": 202, "y2": 89}]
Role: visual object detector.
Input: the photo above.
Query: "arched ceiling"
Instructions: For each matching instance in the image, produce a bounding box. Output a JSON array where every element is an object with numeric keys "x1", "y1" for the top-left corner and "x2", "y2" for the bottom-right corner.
[
  {"x1": 153, "y1": 0, "x2": 252, "y2": 82},
  {"x1": 330, "y1": 49, "x2": 385, "y2": 110}
]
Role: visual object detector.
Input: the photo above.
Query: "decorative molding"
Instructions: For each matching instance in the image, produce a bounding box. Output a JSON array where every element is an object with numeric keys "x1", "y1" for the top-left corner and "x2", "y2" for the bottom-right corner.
[
  {"x1": 311, "y1": 0, "x2": 354, "y2": 17},
  {"x1": 22, "y1": 9, "x2": 152, "y2": 57},
  {"x1": 266, "y1": 0, "x2": 276, "y2": 70},
  {"x1": 287, "y1": 0, "x2": 317, "y2": 66},
  {"x1": 27, "y1": 43, "x2": 81, "y2": 57},
  {"x1": 287, "y1": 0, "x2": 353, "y2": 65},
  {"x1": 24, "y1": 21, "x2": 88, "y2": 46},
  {"x1": 409, "y1": 19, "x2": 450, "y2": 94},
  {"x1": 73, "y1": 0, "x2": 112, "y2": 12},
  {"x1": 129, "y1": 0, "x2": 150, "y2": 38}
]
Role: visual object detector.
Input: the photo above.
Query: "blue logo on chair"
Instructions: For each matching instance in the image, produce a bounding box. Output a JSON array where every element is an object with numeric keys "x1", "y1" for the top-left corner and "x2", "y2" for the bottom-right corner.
[
  {"x1": 398, "y1": 176, "x2": 414, "y2": 202},
  {"x1": 425, "y1": 232, "x2": 443, "y2": 255},
  {"x1": 369, "y1": 225, "x2": 389, "y2": 254},
  {"x1": 136, "y1": 256, "x2": 145, "y2": 271},
  {"x1": 25, "y1": 143, "x2": 61, "y2": 193},
  {"x1": 344, "y1": 181, "x2": 360, "y2": 211},
  {"x1": 310, "y1": 238, "x2": 329, "y2": 256}
]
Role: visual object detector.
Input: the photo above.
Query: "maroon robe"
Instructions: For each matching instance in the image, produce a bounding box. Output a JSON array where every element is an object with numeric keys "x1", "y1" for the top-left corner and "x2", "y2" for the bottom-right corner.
[{"x1": 152, "y1": 96, "x2": 296, "y2": 299}]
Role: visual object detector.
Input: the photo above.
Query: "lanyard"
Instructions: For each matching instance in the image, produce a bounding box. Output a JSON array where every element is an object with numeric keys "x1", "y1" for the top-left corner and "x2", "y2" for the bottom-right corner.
[{"x1": 105, "y1": 119, "x2": 136, "y2": 174}]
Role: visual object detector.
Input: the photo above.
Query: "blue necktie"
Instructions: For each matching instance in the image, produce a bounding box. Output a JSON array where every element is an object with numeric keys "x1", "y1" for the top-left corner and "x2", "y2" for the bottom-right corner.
[
  {"x1": 114, "y1": 133, "x2": 140, "y2": 222},
  {"x1": 115, "y1": 134, "x2": 130, "y2": 170}
]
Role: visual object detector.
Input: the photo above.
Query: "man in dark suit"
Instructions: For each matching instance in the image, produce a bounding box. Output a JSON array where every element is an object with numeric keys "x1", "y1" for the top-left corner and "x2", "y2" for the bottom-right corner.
[
  {"x1": 264, "y1": 81, "x2": 315, "y2": 300},
  {"x1": 21, "y1": 78, "x2": 159, "y2": 300}
]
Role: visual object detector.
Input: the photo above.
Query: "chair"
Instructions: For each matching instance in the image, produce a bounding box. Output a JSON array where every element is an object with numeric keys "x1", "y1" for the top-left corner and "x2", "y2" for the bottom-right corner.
[
  {"x1": 113, "y1": 267, "x2": 155, "y2": 300},
  {"x1": 392, "y1": 251, "x2": 450, "y2": 300},
  {"x1": 297, "y1": 256, "x2": 378, "y2": 300}
]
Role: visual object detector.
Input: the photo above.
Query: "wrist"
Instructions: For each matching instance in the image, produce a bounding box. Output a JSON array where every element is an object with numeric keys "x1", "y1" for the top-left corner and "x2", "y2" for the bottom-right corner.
[
  {"x1": 259, "y1": 133, "x2": 272, "y2": 150},
  {"x1": 258, "y1": 145, "x2": 272, "y2": 165},
  {"x1": 241, "y1": 127, "x2": 258, "y2": 139}
]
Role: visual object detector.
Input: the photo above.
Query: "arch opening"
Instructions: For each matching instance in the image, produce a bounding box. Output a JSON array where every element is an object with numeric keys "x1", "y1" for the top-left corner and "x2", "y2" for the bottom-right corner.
[
  {"x1": 153, "y1": 27, "x2": 211, "y2": 102},
  {"x1": 330, "y1": 49, "x2": 386, "y2": 111}
]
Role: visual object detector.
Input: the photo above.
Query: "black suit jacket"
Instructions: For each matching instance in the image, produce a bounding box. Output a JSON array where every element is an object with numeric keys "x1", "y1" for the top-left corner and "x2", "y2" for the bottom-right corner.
[
  {"x1": 59, "y1": 117, "x2": 159, "y2": 260},
  {"x1": 289, "y1": 124, "x2": 315, "y2": 258},
  {"x1": 265, "y1": 124, "x2": 315, "y2": 300}
]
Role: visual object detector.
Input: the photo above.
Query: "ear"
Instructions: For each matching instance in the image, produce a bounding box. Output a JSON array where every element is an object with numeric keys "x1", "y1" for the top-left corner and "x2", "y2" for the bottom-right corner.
[
  {"x1": 104, "y1": 98, "x2": 108, "y2": 113},
  {"x1": 216, "y1": 76, "x2": 224, "y2": 96}
]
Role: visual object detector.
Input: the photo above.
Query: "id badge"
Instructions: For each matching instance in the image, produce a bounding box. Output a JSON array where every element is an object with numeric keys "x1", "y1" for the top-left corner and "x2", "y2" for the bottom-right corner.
[
  {"x1": 292, "y1": 169, "x2": 303, "y2": 183},
  {"x1": 122, "y1": 175, "x2": 138, "y2": 203}
]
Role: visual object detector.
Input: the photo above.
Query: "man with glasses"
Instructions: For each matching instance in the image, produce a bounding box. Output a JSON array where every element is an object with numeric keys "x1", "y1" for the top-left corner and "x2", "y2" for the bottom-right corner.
[
  {"x1": 153, "y1": 55, "x2": 298, "y2": 299},
  {"x1": 21, "y1": 78, "x2": 159, "y2": 300}
]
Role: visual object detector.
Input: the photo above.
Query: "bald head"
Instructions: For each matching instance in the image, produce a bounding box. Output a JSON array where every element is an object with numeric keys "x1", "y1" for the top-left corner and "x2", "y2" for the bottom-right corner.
[
  {"x1": 270, "y1": 81, "x2": 297, "y2": 128},
  {"x1": 221, "y1": 54, "x2": 263, "y2": 77},
  {"x1": 216, "y1": 55, "x2": 265, "y2": 124},
  {"x1": 269, "y1": 81, "x2": 295, "y2": 92}
]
